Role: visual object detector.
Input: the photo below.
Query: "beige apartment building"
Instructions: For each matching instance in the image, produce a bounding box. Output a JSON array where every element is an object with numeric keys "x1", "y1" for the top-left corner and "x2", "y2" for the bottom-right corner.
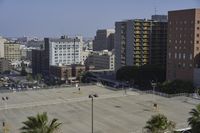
[
  {"x1": 166, "y1": 8, "x2": 200, "y2": 86},
  {"x1": 4, "y1": 42, "x2": 21, "y2": 61},
  {"x1": 0, "y1": 37, "x2": 7, "y2": 58}
]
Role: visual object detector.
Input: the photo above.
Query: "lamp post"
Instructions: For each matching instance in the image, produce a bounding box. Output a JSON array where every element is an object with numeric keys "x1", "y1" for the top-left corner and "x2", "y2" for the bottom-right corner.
[
  {"x1": 151, "y1": 81, "x2": 157, "y2": 110},
  {"x1": 89, "y1": 94, "x2": 98, "y2": 133},
  {"x1": 2, "y1": 96, "x2": 9, "y2": 133}
]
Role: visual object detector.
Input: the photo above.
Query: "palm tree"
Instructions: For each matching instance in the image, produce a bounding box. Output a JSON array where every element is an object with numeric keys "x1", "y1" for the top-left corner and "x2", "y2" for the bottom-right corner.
[
  {"x1": 188, "y1": 104, "x2": 200, "y2": 133},
  {"x1": 21, "y1": 112, "x2": 62, "y2": 133},
  {"x1": 145, "y1": 114, "x2": 175, "y2": 133}
]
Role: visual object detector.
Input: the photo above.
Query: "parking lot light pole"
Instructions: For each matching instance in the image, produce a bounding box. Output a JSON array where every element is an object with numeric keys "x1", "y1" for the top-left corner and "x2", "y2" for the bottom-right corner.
[
  {"x1": 2, "y1": 96, "x2": 9, "y2": 133},
  {"x1": 151, "y1": 81, "x2": 157, "y2": 109},
  {"x1": 89, "y1": 94, "x2": 98, "y2": 133}
]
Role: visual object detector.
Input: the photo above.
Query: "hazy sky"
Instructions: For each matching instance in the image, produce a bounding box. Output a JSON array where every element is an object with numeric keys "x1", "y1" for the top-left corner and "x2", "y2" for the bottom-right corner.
[{"x1": 0, "y1": 0, "x2": 199, "y2": 38}]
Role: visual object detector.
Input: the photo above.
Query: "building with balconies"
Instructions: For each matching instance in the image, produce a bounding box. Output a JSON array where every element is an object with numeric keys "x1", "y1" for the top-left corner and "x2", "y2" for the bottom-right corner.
[{"x1": 115, "y1": 18, "x2": 167, "y2": 71}]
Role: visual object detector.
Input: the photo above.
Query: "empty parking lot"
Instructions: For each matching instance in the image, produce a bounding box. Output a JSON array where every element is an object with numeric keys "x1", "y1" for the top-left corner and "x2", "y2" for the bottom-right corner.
[{"x1": 0, "y1": 85, "x2": 198, "y2": 133}]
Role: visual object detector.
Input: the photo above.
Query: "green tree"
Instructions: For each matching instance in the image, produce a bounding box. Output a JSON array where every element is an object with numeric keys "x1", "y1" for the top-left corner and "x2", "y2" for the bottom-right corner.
[
  {"x1": 158, "y1": 80, "x2": 194, "y2": 94},
  {"x1": 35, "y1": 74, "x2": 42, "y2": 84},
  {"x1": 21, "y1": 112, "x2": 62, "y2": 133},
  {"x1": 21, "y1": 61, "x2": 27, "y2": 76},
  {"x1": 145, "y1": 114, "x2": 175, "y2": 133},
  {"x1": 116, "y1": 65, "x2": 166, "y2": 89},
  {"x1": 26, "y1": 74, "x2": 33, "y2": 82},
  {"x1": 188, "y1": 104, "x2": 200, "y2": 133}
]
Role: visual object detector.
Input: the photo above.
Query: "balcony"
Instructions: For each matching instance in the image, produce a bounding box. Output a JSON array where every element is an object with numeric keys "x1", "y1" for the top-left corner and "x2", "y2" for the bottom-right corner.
[
  {"x1": 134, "y1": 55, "x2": 141, "y2": 58},
  {"x1": 134, "y1": 23, "x2": 141, "y2": 26},
  {"x1": 143, "y1": 52, "x2": 149, "y2": 54},
  {"x1": 134, "y1": 31, "x2": 141, "y2": 34}
]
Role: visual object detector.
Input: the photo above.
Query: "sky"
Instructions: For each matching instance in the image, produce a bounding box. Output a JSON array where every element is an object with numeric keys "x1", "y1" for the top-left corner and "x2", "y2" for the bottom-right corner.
[{"x1": 0, "y1": 0, "x2": 199, "y2": 38}]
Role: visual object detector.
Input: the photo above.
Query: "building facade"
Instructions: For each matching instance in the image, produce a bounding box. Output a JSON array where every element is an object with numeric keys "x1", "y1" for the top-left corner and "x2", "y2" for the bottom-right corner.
[
  {"x1": 32, "y1": 36, "x2": 83, "y2": 76},
  {"x1": 32, "y1": 49, "x2": 45, "y2": 75},
  {"x1": 115, "y1": 19, "x2": 167, "y2": 70},
  {"x1": 93, "y1": 29, "x2": 115, "y2": 51},
  {"x1": 151, "y1": 20, "x2": 168, "y2": 66},
  {"x1": 0, "y1": 58, "x2": 11, "y2": 73},
  {"x1": 166, "y1": 9, "x2": 200, "y2": 86},
  {"x1": 49, "y1": 36, "x2": 83, "y2": 66},
  {"x1": 49, "y1": 65, "x2": 94, "y2": 81},
  {"x1": 0, "y1": 37, "x2": 7, "y2": 58},
  {"x1": 81, "y1": 50, "x2": 91, "y2": 65},
  {"x1": 86, "y1": 50, "x2": 115, "y2": 70},
  {"x1": 49, "y1": 65, "x2": 72, "y2": 81},
  {"x1": 4, "y1": 42, "x2": 21, "y2": 61}
]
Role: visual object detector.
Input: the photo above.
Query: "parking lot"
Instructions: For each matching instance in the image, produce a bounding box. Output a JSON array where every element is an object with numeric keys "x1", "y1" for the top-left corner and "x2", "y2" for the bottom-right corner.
[{"x1": 0, "y1": 85, "x2": 198, "y2": 133}]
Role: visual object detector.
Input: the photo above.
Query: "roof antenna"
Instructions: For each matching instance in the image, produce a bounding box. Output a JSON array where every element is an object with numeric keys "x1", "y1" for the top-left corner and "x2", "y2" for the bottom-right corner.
[{"x1": 154, "y1": 6, "x2": 157, "y2": 15}]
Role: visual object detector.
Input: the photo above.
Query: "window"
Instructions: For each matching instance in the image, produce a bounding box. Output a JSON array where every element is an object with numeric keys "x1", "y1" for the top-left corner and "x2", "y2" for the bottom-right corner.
[
  {"x1": 175, "y1": 46, "x2": 177, "y2": 49},
  {"x1": 178, "y1": 63, "x2": 181, "y2": 68},
  {"x1": 184, "y1": 20, "x2": 187, "y2": 24},
  {"x1": 198, "y1": 20, "x2": 200, "y2": 24},
  {"x1": 190, "y1": 54, "x2": 193, "y2": 60},
  {"x1": 189, "y1": 64, "x2": 192, "y2": 68},
  {"x1": 197, "y1": 27, "x2": 200, "y2": 30},
  {"x1": 196, "y1": 47, "x2": 199, "y2": 51},
  {"x1": 168, "y1": 53, "x2": 171, "y2": 59},
  {"x1": 183, "y1": 63, "x2": 185, "y2": 68},
  {"x1": 175, "y1": 53, "x2": 177, "y2": 59},
  {"x1": 183, "y1": 53, "x2": 186, "y2": 59},
  {"x1": 197, "y1": 34, "x2": 199, "y2": 37},
  {"x1": 179, "y1": 53, "x2": 181, "y2": 59},
  {"x1": 197, "y1": 41, "x2": 199, "y2": 44}
]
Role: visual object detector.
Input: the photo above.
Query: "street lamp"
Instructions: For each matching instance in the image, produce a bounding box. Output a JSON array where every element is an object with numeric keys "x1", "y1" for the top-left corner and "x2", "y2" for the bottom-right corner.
[
  {"x1": 89, "y1": 94, "x2": 98, "y2": 133},
  {"x1": 151, "y1": 81, "x2": 157, "y2": 110},
  {"x1": 2, "y1": 96, "x2": 9, "y2": 133}
]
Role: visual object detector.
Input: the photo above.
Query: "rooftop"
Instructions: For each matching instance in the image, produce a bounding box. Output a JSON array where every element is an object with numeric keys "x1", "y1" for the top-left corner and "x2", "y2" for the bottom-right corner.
[{"x1": 0, "y1": 85, "x2": 198, "y2": 133}]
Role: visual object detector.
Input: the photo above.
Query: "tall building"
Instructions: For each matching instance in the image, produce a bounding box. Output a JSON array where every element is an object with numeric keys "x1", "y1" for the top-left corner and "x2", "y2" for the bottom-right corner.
[
  {"x1": 93, "y1": 29, "x2": 115, "y2": 51},
  {"x1": 48, "y1": 36, "x2": 83, "y2": 66},
  {"x1": 151, "y1": 17, "x2": 168, "y2": 66},
  {"x1": 32, "y1": 36, "x2": 83, "y2": 76},
  {"x1": 151, "y1": 15, "x2": 168, "y2": 22},
  {"x1": 166, "y1": 9, "x2": 200, "y2": 86},
  {"x1": 0, "y1": 37, "x2": 6, "y2": 58},
  {"x1": 32, "y1": 49, "x2": 46, "y2": 75},
  {"x1": 4, "y1": 42, "x2": 21, "y2": 61},
  {"x1": 115, "y1": 19, "x2": 167, "y2": 70}
]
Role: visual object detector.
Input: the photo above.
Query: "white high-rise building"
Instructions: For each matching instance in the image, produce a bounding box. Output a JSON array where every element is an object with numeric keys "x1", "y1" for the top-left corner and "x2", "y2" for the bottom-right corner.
[
  {"x1": 0, "y1": 36, "x2": 7, "y2": 58},
  {"x1": 49, "y1": 36, "x2": 83, "y2": 66}
]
